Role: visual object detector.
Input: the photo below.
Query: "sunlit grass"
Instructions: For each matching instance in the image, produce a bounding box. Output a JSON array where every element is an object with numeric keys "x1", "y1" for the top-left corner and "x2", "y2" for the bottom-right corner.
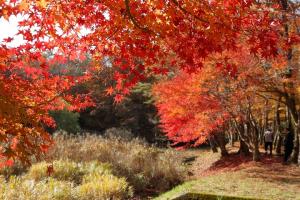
[
  {"x1": 0, "y1": 161, "x2": 132, "y2": 200},
  {"x1": 156, "y1": 143, "x2": 300, "y2": 200}
]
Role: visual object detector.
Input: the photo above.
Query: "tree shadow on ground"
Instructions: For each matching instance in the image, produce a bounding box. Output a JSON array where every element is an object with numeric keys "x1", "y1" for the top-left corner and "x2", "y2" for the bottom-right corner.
[
  {"x1": 243, "y1": 155, "x2": 300, "y2": 187},
  {"x1": 205, "y1": 153, "x2": 253, "y2": 173},
  {"x1": 204, "y1": 152, "x2": 300, "y2": 188}
]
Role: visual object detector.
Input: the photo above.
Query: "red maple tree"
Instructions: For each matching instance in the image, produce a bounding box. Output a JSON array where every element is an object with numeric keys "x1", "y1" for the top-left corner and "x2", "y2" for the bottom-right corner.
[{"x1": 0, "y1": 0, "x2": 299, "y2": 162}]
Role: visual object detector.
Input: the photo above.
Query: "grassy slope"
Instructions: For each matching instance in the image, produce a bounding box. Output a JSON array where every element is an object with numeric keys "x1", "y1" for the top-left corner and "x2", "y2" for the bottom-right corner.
[{"x1": 155, "y1": 148, "x2": 300, "y2": 200}]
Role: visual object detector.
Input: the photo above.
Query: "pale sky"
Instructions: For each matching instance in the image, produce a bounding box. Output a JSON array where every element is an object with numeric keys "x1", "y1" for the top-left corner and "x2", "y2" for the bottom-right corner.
[
  {"x1": 0, "y1": 14, "x2": 25, "y2": 47},
  {"x1": 0, "y1": 14, "x2": 94, "y2": 48}
]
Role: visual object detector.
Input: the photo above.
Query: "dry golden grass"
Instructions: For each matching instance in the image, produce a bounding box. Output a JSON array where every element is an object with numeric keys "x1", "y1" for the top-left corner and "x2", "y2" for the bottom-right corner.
[
  {"x1": 0, "y1": 131, "x2": 186, "y2": 199},
  {"x1": 46, "y1": 132, "x2": 186, "y2": 194},
  {"x1": 0, "y1": 160, "x2": 132, "y2": 200}
]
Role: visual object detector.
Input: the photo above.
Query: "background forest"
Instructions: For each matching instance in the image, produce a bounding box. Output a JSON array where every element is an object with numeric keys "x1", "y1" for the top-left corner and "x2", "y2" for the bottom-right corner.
[{"x1": 48, "y1": 58, "x2": 161, "y2": 143}]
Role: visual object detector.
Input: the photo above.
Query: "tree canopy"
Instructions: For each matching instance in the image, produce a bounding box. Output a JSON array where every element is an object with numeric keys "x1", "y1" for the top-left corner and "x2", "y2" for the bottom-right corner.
[{"x1": 1, "y1": 0, "x2": 300, "y2": 163}]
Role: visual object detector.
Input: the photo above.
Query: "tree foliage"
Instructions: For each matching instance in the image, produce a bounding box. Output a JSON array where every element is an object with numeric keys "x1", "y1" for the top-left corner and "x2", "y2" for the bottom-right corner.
[
  {"x1": 79, "y1": 66, "x2": 159, "y2": 141},
  {"x1": 1, "y1": 0, "x2": 300, "y2": 163},
  {"x1": 1, "y1": 0, "x2": 290, "y2": 98}
]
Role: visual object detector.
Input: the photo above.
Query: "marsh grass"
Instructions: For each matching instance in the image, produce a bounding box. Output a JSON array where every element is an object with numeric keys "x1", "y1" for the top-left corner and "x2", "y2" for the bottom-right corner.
[
  {"x1": 46, "y1": 132, "x2": 186, "y2": 193},
  {"x1": 0, "y1": 132, "x2": 186, "y2": 198}
]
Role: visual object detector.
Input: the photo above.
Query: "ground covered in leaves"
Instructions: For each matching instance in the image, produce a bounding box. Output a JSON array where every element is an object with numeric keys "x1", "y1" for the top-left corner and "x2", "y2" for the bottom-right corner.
[{"x1": 156, "y1": 146, "x2": 300, "y2": 200}]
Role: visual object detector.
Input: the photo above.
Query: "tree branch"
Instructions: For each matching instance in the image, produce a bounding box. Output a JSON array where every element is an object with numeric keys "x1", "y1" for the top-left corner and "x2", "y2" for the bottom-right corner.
[
  {"x1": 171, "y1": 0, "x2": 209, "y2": 24},
  {"x1": 124, "y1": 0, "x2": 152, "y2": 33}
]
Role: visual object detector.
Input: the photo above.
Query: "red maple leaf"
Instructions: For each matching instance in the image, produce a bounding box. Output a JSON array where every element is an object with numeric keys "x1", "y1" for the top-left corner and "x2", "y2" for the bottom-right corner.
[
  {"x1": 114, "y1": 94, "x2": 124, "y2": 104},
  {"x1": 105, "y1": 86, "x2": 114, "y2": 96}
]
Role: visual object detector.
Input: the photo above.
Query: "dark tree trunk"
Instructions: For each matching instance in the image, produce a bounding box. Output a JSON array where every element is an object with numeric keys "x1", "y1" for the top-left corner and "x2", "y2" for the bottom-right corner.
[
  {"x1": 215, "y1": 132, "x2": 228, "y2": 157},
  {"x1": 208, "y1": 136, "x2": 218, "y2": 153},
  {"x1": 289, "y1": 134, "x2": 299, "y2": 163},
  {"x1": 233, "y1": 120, "x2": 251, "y2": 156},
  {"x1": 279, "y1": 0, "x2": 299, "y2": 164},
  {"x1": 238, "y1": 139, "x2": 250, "y2": 156},
  {"x1": 275, "y1": 136, "x2": 283, "y2": 155},
  {"x1": 253, "y1": 143, "x2": 260, "y2": 161},
  {"x1": 286, "y1": 97, "x2": 299, "y2": 164},
  {"x1": 253, "y1": 127, "x2": 261, "y2": 161}
]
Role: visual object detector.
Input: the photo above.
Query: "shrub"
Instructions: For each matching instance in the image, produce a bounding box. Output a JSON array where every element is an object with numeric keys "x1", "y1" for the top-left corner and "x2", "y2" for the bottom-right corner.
[
  {"x1": 25, "y1": 160, "x2": 83, "y2": 184},
  {"x1": 26, "y1": 160, "x2": 113, "y2": 185},
  {"x1": 0, "y1": 176, "x2": 74, "y2": 200},
  {"x1": 47, "y1": 133, "x2": 186, "y2": 193},
  {"x1": 0, "y1": 161, "x2": 132, "y2": 200},
  {"x1": 76, "y1": 174, "x2": 133, "y2": 200}
]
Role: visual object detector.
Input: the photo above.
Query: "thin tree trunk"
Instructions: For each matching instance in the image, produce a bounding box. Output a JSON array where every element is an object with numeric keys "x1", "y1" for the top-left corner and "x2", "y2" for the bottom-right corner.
[
  {"x1": 228, "y1": 130, "x2": 234, "y2": 147},
  {"x1": 289, "y1": 113, "x2": 299, "y2": 163},
  {"x1": 275, "y1": 97, "x2": 282, "y2": 155},
  {"x1": 261, "y1": 100, "x2": 269, "y2": 145}
]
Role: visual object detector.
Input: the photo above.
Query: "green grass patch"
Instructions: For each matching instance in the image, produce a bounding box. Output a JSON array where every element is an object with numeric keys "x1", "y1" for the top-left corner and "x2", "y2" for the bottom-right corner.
[
  {"x1": 154, "y1": 171, "x2": 300, "y2": 200},
  {"x1": 171, "y1": 193, "x2": 262, "y2": 200}
]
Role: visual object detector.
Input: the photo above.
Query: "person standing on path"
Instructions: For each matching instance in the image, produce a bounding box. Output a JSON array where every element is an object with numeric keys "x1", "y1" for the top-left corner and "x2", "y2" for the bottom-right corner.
[{"x1": 264, "y1": 128, "x2": 274, "y2": 156}]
